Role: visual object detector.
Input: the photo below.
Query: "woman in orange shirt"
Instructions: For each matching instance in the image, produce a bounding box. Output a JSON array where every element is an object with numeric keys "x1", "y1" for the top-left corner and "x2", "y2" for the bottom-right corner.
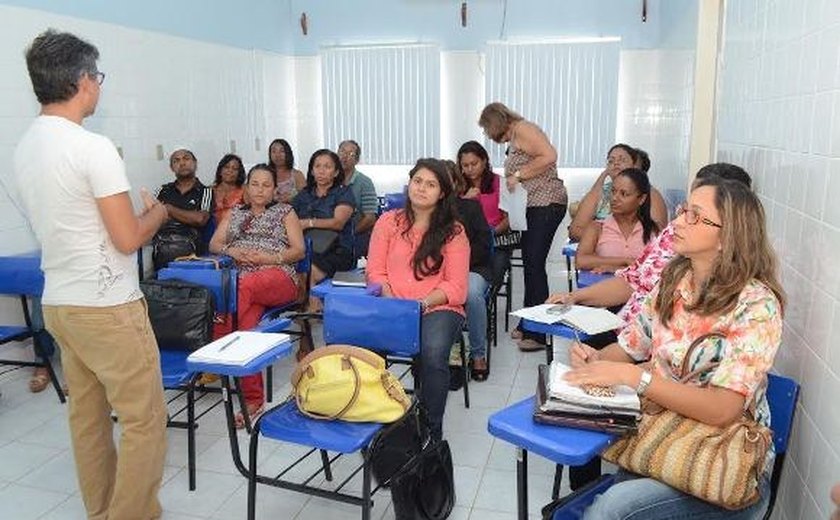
[
  {"x1": 367, "y1": 158, "x2": 470, "y2": 440},
  {"x1": 212, "y1": 154, "x2": 245, "y2": 225}
]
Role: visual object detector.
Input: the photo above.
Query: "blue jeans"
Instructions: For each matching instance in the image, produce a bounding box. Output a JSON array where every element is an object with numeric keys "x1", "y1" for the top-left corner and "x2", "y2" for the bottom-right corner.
[
  {"x1": 419, "y1": 310, "x2": 464, "y2": 440},
  {"x1": 465, "y1": 272, "x2": 489, "y2": 360},
  {"x1": 582, "y1": 470, "x2": 771, "y2": 519},
  {"x1": 30, "y1": 296, "x2": 57, "y2": 359}
]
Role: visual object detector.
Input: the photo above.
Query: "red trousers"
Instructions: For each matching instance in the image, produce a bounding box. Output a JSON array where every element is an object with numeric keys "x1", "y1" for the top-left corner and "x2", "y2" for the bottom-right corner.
[{"x1": 236, "y1": 268, "x2": 297, "y2": 404}]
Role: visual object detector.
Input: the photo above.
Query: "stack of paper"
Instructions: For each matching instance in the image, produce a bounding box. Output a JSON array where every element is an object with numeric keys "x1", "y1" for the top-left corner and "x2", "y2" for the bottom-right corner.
[
  {"x1": 188, "y1": 331, "x2": 291, "y2": 366},
  {"x1": 533, "y1": 362, "x2": 640, "y2": 434},
  {"x1": 545, "y1": 362, "x2": 641, "y2": 416},
  {"x1": 510, "y1": 304, "x2": 623, "y2": 335},
  {"x1": 332, "y1": 270, "x2": 366, "y2": 287}
]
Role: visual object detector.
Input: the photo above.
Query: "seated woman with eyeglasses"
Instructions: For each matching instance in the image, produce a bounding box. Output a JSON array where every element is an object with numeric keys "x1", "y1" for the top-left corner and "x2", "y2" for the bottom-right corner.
[
  {"x1": 565, "y1": 176, "x2": 784, "y2": 519},
  {"x1": 574, "y1": 168, "x2": 659, "y2": 274},
  {"x1": 209, "y1": 164, "x2": 305, "y2": 427},
  {"x1": 367, "y1": 158, "x2": 470, "y2": 441}
]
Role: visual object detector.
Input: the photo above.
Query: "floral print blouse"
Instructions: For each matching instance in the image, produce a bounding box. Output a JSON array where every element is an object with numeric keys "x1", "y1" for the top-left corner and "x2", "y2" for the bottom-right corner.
[
  {"x1": 618, "y1": 272, "x2": 783, "y2": 435},
  {"x1": 614, "y1": 221, "x2": 677, "y2": 327}
]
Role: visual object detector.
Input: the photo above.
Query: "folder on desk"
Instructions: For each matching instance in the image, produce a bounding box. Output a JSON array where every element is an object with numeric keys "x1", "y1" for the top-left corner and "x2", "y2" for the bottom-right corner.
[
  {"x1": 188, "y1": 331, "x2": 290, "y2": 366},
  {"x1": 332, "y1": 270, "x2": 367, "y2": 287},
  {"x1": 534, "y1": 364, "x2": 639, "y2": 434},
  {"x1": 510, "y1": 304, "x2": 623, "y2": 335}
]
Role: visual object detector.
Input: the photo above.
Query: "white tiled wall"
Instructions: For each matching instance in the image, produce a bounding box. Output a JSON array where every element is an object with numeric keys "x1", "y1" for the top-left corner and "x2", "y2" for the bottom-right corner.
[
  {"x1": 0, "y1": 5, "x2": 295, "y2": 257},
  {"x1": 716, "y1": 0, "x2": 840, "y2": 518},
  {"x1": 617, "y1": 50, "x2": 695, "y2": 195}
]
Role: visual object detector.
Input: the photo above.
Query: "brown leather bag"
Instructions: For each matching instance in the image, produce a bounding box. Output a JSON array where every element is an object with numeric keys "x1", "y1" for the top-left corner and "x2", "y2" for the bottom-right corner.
[{"x1": 601, "y1": 333, "x2": 773, "y2": 510}]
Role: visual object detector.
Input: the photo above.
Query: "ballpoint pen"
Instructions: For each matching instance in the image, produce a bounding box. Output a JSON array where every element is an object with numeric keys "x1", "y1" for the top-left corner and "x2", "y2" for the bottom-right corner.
[{"x1": 218, "y1": 334, "x2": 240, "y2": 352}]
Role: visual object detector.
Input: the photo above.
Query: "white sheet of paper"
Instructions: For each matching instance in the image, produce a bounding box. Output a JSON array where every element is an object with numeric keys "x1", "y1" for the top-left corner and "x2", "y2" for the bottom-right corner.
[
  {"x1": 188, "y1": 331, "x2": 291, "y2": 366},
  {"x1": 499, "y1": 180, "x2": 528, "y2": 231},
  {"x1": 510, "y1": 304, "x2": 623, "y2": 335},
  {"x1": 548, "y1": 361, "x2": 640, "y2": 411}
]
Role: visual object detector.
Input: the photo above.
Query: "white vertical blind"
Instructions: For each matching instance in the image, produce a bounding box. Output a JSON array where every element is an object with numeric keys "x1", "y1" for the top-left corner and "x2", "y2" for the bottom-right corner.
[
  {"x1": 485, "y1": 40, "x2": 621, "y2": 168},
  {"x1": 321, "y1": 44, "x2": 440, "y2": 164}
]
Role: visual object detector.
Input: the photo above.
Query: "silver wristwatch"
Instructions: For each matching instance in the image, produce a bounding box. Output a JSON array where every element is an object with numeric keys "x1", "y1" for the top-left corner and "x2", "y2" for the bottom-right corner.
[{"x1": 636, "y1": 370, "x2": 652, "y2": 396}]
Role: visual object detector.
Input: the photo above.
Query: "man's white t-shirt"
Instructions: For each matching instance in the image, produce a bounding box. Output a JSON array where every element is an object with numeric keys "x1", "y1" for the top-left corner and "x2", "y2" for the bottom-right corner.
[{"x1": 14, "y1": 115, "x2": 142, "y2": 307}]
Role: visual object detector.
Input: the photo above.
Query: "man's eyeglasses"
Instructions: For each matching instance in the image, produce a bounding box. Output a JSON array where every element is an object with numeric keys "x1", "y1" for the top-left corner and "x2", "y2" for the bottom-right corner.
[
  {"x1": 675, "y1": 204, "x2": 722, "y2": 228},
  {"x1": 89, "y1": 71, "x2": 105, "y2": 85}
]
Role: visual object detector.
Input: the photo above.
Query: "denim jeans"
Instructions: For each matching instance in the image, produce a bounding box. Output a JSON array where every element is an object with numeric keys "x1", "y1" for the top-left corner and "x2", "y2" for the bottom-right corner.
[
  {"x1": 30, "y1": 296, "x2": 57, "y2": 359},
  {"x1": 517, "y1": 204, "x2": 566, "y2": 343},
  {"x1": 419, "y1": 310, "x2": 464, "y2": 440},
  {"x1": 465, "y1": 272, "x2": 489, "y2": 360},
  {"x1": 582, "y1": 469, "x2": 771, "y2": 520}
]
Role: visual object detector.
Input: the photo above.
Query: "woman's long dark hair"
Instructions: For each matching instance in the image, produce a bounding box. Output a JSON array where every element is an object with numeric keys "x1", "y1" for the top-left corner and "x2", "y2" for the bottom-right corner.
[
  {"x1": 304, "y1": 149, "x2": 344, "y2": 192},
  {"x1": 268, "y1": 138, "x2": 295, "y2": 171},
  {"x1": 402, "y1": 158, "x2": 460, "y2": 280},
  {"x1": 457, "y1": 140, "x2": 495, "y2": 194},
  {"x1": 615, "y1": 168, "x2": 658, "y2": 244},
  {"x1": 213, "y1": 154, "x2": 245, "y2": 187}
]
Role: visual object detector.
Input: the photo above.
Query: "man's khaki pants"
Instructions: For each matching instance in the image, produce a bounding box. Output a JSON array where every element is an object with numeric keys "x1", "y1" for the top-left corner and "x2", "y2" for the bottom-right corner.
[{"x1": 44, "y1": 299, "x2": 167, "y2": 520}]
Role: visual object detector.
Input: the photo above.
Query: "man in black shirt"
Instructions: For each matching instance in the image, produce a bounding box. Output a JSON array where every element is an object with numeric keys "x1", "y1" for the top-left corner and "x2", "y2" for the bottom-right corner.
[{"x1": 152, "y1": 147, "x2": 213, "y2": 269}]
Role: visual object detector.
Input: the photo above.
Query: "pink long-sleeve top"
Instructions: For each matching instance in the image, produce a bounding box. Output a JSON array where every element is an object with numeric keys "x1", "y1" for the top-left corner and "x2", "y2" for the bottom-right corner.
[{"x1": 367, "y1": 210, "x2": 470, "y2": 316}]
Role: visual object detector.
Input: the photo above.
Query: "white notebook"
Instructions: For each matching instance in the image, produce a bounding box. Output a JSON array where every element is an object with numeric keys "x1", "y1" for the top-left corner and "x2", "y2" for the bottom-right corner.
[
  {"x1": 510, "y1": 303, "x2": 623, "y2": 335},
  {"x1": 548, "y1": 361, "x2": 640, "y2": 412},
  {"x1": 188, "y1": 331, "x2": 291, "y2": 366}
]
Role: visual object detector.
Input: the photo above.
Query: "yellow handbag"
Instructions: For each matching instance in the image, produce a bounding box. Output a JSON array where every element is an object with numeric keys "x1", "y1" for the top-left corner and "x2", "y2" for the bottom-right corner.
[{"x1": 291, "y1": 345, "x2": 411, "y2": 423}]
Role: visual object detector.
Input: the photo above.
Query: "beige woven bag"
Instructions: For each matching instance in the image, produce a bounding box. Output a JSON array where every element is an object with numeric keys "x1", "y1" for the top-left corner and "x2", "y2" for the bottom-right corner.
[{"x1": 601, "y1": 333, "x2": 773, "y2": 510}]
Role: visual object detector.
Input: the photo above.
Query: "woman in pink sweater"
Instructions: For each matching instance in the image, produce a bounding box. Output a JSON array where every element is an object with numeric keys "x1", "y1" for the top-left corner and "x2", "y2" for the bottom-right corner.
[{"x1": 367, "y1": 158, "x2": 470, "y2": 440}]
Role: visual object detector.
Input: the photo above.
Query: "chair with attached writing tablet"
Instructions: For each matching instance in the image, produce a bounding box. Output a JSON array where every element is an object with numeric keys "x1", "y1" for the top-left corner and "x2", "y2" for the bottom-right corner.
[{"x1": 245, "y1": 293, "x2": 421, "y2": 520}]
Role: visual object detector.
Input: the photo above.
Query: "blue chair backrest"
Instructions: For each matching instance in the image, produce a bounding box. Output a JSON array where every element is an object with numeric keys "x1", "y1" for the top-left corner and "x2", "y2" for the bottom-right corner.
[
  {"x1": 157, "y1": 267, "x2": 238, "y2": 314},
  {"x1": 296, "y1": 238, "x2": 313, "y2": 275},
  {"x1": 383, "y1": 192, "x2": 407, "y2": 211},
  {"x1": 323, "y1": 293, "x2": 421, "y2": 358},
  {"x1": 766, "y1": 373, "x2": 799, "y2": 454},
  {"x1": 0, "y1": 254, "x2": 44, "y2": 296}
]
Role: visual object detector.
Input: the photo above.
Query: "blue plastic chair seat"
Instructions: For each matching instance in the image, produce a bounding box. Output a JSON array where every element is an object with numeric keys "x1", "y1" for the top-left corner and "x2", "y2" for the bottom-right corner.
[
  {"x1": 259, "y1": 400, "x2": 383, "y2": 454},
  {"x1": 551, "y1": 475, "x2": 615, "y2": 520},
  {"x1": 159, "y1": 349, "x2": 193, "y2": 388},
  {"x1": 0, "y1": 325, "x2": 31, "y2": 342},
  {"x1": 576, "y1": 270, "x2": 613, "y2": 289},
  {"x1": 488, "y1": 396, "x2": 615, "y2": 466}
]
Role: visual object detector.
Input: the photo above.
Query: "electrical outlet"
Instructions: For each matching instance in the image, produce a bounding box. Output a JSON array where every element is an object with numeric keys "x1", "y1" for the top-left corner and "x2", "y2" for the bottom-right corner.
[
  {"x1": 156, "y1": 144, "x2": 164, "y2": 161},
  {"x1": 255, "y1": 137, "x2": 261, "y2": 151},
  {"x1": 230, "y1": 139, "x2": 236, "y2": 153},
  {"x1": 116, "y1": 146, "x2": 124, "y2": 158}
]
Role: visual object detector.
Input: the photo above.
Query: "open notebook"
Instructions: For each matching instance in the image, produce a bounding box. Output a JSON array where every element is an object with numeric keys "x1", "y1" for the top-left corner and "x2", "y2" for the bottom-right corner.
[
  {"x1": 510, "y1": 303, "x2": 623, "y2": 335},
  {"x1": 546, "y1": 361, "x2": 640, "y2": 413},
  {"x1": 188, "y1": 331, "x2": 291, "y2": 366}
]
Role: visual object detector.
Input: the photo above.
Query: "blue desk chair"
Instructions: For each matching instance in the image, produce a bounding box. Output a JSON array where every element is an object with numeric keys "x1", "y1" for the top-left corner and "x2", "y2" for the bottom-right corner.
[
  {"x1": 0, "y1": 254, "x2": 65, "y2": 403},
  {"x1": 382, "y1": 191, "x2": 407, "y2": 212},
  {"x1": 546, "y1": 373, "x2": 800, "y2": 520},
  {"x1": 156, "y1": 267, "x2": 239, "y2": 491},
  {"x1": 245, "y1": 293, "x2": 421, "y2": 520},
  {"x1": 561, "y1": 240, "x2": 578, "y2": 292}
]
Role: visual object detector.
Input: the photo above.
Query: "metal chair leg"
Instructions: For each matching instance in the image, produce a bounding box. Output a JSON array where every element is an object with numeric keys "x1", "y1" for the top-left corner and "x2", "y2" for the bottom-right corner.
[
  {"x1": 458, "y1": 335, "x2": 470, "y2": 409},
  {"x1": 187, "y1": 382, "x2": 196, "y2": 491}
]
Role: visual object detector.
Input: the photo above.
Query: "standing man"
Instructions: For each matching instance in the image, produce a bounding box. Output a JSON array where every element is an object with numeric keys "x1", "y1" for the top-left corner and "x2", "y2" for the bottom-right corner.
[
  {"x1": 15, "y1": 30, "x2": 169, "y2": 520},
  {"x1": 337, "y1": 140, "x2": 378, "y2": 258},
  {"x1": 152, "y1": 146, "x2": 213, "y2": 269}
]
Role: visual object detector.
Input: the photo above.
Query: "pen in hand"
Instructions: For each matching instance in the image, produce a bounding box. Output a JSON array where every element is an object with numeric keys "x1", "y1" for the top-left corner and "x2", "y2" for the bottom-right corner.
[{"x1": 218, "y1": 335, "x2": 240, "y2": 352}]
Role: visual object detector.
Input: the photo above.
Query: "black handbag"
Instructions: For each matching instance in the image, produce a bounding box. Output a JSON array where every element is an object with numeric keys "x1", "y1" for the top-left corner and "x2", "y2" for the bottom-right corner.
[
  {"x1": 140, "y1": 279, "x2": 214, "y2": 350},
  {"x1": 305, "y1": 228, "x2": 340, "y2": 255},
  {"x1": 390, "y1": 440, "x2": 456, "y2": 520},
  {"x1": 152, "y1": 231, "x2": 198, "y2": 270},
  {"x1": 369, "y1": 402, "x2": 430, "y2": 486}
]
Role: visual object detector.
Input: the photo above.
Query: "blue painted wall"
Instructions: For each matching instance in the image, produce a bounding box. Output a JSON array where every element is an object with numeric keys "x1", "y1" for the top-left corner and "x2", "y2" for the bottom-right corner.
[{"x1": 0, "y1": 0, "x2": 697, "y2": 54}]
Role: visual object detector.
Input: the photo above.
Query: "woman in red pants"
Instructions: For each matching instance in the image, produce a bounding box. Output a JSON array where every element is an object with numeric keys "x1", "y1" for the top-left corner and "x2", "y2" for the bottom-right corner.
[{"x1": 210, "y1": 163, "x2": 305, "y2": 427}]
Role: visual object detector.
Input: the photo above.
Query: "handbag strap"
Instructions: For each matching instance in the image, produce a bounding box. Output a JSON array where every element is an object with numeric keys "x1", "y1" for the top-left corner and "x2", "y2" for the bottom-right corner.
[{"x1": 295, "y1": 353, "x2": 362, "y2": 421}]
